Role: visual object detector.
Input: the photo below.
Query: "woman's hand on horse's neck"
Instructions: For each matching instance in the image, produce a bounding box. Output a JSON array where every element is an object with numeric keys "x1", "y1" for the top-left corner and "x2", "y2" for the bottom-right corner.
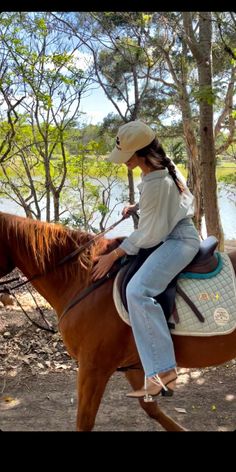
[{"x1": 92, "y1": 247, "x2": 126, "y2": 281}]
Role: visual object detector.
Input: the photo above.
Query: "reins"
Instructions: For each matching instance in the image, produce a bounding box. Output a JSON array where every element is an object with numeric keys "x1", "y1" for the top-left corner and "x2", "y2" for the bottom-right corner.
[
  {"x1": 0, "y1": 215, "x2": 128, "y2": 331},
  {"x1": 0, "y1": 215, "x2": 127, "y2": 292},
  {"x1": 58, "y1": 213, "x2": 140, "y2": 329}
]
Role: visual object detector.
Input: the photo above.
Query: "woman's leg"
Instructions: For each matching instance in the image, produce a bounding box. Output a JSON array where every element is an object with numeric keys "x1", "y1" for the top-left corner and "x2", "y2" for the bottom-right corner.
[{"x1": 126, "y1": 231, "x2": 200, "y2": 377}]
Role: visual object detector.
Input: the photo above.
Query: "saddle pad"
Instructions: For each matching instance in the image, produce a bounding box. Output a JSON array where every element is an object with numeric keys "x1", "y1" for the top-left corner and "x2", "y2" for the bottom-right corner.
[
  {"x1": 113, "y1": 252, "x2": 236, "y2": 337},
  {"x1": 170, "y1": 252, "x2": 236, "y2": 336},
  {"x1": 113, "y1": 266, "x2": 132, "y2": 326}
]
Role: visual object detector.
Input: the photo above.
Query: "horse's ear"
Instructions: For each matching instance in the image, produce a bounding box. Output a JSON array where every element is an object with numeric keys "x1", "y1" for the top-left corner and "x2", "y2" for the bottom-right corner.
[{"x1": 0, "y1": 242, "x2": 15, "y2": 277}]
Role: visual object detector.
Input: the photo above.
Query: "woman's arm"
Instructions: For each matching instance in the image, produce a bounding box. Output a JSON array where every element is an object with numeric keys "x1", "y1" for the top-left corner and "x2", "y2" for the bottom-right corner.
[{"x1": 92, "y1": 246, "x2": 126, "y2": 281}]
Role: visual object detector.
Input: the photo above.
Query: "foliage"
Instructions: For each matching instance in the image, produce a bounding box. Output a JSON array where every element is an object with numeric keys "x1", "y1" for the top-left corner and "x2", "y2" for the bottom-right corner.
[
  {"x1": 0, "y1": 11, "x2": 236, "y2": 234},
  {"x1": 218, "y1": 172, "x2": 236, "y2": 185}
]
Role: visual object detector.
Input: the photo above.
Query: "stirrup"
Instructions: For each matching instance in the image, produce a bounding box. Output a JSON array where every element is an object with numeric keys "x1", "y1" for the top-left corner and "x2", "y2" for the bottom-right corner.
[{"x1": 143, "y1": 373, "x2": 176, "y2": 403}]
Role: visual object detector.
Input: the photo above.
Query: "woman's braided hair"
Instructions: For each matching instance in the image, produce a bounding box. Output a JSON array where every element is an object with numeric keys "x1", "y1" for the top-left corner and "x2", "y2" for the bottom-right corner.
[{"x1": 136, "y1": 138, "x2": 185, "y2": 194}]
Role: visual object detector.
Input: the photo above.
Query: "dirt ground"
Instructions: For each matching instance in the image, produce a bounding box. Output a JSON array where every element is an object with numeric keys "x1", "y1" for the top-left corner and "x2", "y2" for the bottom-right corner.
[{"x1": 1, "y1": 243, "x2": 236, "y2": 432}]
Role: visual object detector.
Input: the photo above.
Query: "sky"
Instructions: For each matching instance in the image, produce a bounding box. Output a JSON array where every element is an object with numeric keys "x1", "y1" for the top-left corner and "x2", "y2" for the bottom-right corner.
[
  {"x1": 79, "y1": 86, "x2": 118, "y2": 124},
  {"x1": 72, "y1": 50, "x2": 127, "y2": 125}
]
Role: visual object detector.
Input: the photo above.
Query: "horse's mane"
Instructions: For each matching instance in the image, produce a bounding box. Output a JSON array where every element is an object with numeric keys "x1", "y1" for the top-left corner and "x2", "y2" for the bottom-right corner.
[{"x1": 0, "y1": 212, "x2": 113, "y2": 280}]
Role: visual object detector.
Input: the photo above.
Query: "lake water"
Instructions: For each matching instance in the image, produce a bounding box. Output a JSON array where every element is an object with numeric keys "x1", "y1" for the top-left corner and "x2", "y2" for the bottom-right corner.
[
  {"x1": 0, "y1": 180, "x2": 235, "y2": 241},
  {"x1": 105, "y1": 181, "x2": 236, "y2": 241}
]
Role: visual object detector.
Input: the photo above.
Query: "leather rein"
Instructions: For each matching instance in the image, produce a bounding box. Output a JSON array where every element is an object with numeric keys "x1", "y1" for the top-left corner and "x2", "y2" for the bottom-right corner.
[{"x1": 0, "y1": 216, "x2": 127, "y2": 330}]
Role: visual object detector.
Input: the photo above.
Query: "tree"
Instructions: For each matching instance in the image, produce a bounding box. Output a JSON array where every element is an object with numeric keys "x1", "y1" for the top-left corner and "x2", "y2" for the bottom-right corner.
[
  {"x1": 143, "y1": 13, "x2": 203, "y2": 231},
  {"x1": 213, "y1": 12, "x2": 236, "y2": 157},
  {"x1": 59, "y1": 140, "x2": 123, "y2": 232},
  {"x1": 0, "y1": 13, "x2": 26, "y2": 164},
  {"x1": 50, "y1": 11, "x2": 170, "y2": 228},
  {"x1": 1, "y1": 12, "x2": 92, "y2": 222},
  {"x1": 183, "y1": 12, "x2": 224, "y2": 247}
]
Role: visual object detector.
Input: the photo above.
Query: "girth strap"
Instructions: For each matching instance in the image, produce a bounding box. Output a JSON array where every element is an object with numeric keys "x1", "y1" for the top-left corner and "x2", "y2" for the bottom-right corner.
[{"x1": 176, "y1": 284, "x2": 205, "y2": 322}]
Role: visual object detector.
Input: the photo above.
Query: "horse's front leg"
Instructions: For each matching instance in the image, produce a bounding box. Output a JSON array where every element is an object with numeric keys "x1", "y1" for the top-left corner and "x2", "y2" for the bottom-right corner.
[{"x1": 76, "y1": 363, "x2": 112, "y2": 431}]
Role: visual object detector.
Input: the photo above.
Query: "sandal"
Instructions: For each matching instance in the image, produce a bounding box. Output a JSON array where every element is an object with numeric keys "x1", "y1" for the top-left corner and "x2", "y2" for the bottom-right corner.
[{"x1": 126, "y1": 370, "x2": 177, "y2": 402}]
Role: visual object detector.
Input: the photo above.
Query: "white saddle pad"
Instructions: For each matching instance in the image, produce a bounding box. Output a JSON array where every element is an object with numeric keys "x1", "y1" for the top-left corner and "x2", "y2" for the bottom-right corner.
[{"x1": 113, "y1": 252, "x2": 236, "y2": 337}]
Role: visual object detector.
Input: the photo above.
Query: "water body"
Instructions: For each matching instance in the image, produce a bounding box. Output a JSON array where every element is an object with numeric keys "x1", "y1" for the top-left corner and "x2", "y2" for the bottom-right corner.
[
  {"x1": 0, "y1": 180, "x2": 235, "y2": 241},
  {"x1": 105, "y1": 181, "x2": 236, "y2": 241}
]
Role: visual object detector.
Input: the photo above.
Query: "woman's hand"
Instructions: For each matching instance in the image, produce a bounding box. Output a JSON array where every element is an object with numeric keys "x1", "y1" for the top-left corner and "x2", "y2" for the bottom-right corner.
[
  {"x1": 122, "y1": 203, "x2": 139, "y2": 218},
  {"x1": 92, "y1": 253, "x2": 115, "y2": 281}
]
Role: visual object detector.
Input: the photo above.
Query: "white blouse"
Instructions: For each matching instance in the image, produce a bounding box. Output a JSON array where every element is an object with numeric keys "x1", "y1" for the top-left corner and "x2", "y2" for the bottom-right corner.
[{"x1": 119, "y1": 168, "x2": 195, "y2": 255}]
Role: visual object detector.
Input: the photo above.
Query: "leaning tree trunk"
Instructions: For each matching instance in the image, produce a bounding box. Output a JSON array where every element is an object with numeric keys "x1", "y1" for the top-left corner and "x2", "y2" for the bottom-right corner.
[
  {"x1": 183, "y1": 119, "x2": 203, "y2": 233},
  {"x1": 183, "y1": 11, "x2": 224, "y2": 249},
  {"x1": 198, "y1": 12, "x2": 224, "y2": 248},
  {"x1": 161, "y1": 39, "x2": 203, "y2": 235},
  {"x1": 181, "y1": 96, "x2": 203, "y2": 234},
  {"x1": 178, "y1": 41, "x2": 203, "y2": 234}
]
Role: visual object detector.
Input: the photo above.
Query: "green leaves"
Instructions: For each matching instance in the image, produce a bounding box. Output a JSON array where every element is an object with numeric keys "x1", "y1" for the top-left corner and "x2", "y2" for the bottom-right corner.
[
  {"x1": 51, "y1": 53, "x2": 71, "y2": 67},
  {"x1": 97, "y1": 203, "x2": 109, "y2": 216},
  {"x1": 192, "y1": 85, "x2": 218, "y2": 105},
  {"x1": 34, "y1": 17, "x2": 47, "y2": 32},
  {"x1": 231, "y1": 110, "x2": 236, "y2": 120}
]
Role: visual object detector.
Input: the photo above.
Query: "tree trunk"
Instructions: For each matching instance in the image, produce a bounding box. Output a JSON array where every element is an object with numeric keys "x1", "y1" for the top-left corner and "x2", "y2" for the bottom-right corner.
[
  {"x1": 53, "y1": 192, "x2": 60, "y2": 223},
  {"x1": 183, "y1": 11, "x2": 224, "y2": 248},
  {"x1": 127, "y1": 168, "x2": 139, "y2": 228},
  {"x1": 198, "y1": 12, "x2": 224, "y2": 248},
  {"x1": 180, "y1": 97, "x2": 203, "y2": 234},
  {"x1": 160, "y1": 38, "x2": 203, "y2": 234}
]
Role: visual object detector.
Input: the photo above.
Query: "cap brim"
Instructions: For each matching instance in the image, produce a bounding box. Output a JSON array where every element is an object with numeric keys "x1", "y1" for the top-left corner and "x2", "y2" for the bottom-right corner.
[{"x1": 106, "y1": 147, "x2": 134, "y2": 164}]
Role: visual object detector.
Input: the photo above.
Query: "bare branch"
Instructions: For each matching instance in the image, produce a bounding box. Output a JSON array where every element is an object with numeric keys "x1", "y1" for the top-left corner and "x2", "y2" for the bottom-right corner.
[{"x1": 0, "y1": 92, "x2": 25, "y2": 163}]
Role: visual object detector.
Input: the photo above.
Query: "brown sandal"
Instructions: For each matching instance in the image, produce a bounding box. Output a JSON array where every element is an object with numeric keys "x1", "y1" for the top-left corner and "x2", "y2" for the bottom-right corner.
[{"x1": 126, "y1": 372, "x2": 177, "y2": 402}]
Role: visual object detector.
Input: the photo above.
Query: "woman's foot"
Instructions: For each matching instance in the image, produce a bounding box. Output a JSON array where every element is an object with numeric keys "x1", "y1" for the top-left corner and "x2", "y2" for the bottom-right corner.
[{"x1": 126, "y1": 369, "x2": 177, "y2": 399}]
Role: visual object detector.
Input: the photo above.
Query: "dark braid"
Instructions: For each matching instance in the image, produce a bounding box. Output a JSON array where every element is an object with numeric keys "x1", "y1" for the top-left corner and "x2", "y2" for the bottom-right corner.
[
  {"x1": 162, "y1": 156, "x2": 185, "y2": 193},
  {"x1": 136, "y1": 138, "x2": 185, "y2": 194}
]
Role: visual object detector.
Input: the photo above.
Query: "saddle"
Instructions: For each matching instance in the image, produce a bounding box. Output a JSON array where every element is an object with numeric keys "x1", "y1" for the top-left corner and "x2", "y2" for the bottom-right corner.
[{"x1": 118, "y1": 236, "x2": 219, "y2": 324}]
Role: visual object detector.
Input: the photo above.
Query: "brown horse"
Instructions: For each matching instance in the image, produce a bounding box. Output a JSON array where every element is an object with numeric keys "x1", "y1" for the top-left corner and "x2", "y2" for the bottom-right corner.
[{"x1": 0, "y1": 211, "x2": 236, "y2": 431}]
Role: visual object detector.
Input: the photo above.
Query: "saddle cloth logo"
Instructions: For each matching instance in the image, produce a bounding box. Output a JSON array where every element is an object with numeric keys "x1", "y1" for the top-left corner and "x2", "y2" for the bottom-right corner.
[{"x1": 113, "y1": 252, "x2": 236, "y2": 337}]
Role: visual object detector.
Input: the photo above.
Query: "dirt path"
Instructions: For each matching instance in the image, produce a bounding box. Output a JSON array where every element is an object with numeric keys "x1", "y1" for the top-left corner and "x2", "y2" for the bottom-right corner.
[
  {"x1": 1, "y1": 363, "x2": 235, "y2": 432},
  {"x1": 1, "y1": 241, "x2": 236, "y2": 432}
]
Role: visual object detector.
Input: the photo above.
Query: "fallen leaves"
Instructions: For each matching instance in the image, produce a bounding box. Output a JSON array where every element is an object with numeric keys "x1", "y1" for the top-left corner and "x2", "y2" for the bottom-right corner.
[
  {"x1": 0, "y1": 287, "x2": 77, "y2": 377},
  {"x1": 0, "y1": 395, "x2": 21, "y2": 409},
  {"x1": 2, "y1": 395, "x2": 15, "y2": 403},
  {"x1": 174, "y1": 407, "x2": 187, "y2": 414}
]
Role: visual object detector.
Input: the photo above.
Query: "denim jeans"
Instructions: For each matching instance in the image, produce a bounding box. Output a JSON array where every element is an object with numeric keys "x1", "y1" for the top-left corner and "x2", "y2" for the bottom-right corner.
[{"x1": 126, "y1": 218, "x2": 200, "y2": 377}]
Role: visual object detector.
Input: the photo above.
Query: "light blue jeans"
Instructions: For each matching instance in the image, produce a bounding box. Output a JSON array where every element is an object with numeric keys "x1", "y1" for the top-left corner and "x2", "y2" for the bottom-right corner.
[{"x1": 126, "y1": 218, "x2": 200, "y2": 377}]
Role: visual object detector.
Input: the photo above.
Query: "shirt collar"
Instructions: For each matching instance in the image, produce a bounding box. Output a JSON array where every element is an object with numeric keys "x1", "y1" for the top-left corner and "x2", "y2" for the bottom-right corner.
[{"x1": 142, "y1": 169, "x2": 168, "y2": 182}]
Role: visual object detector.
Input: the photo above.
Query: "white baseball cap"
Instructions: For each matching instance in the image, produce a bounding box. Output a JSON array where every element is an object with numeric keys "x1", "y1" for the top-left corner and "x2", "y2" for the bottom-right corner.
[{"x1": 107, "y1": 120, "x2": 156, "y2": 164}]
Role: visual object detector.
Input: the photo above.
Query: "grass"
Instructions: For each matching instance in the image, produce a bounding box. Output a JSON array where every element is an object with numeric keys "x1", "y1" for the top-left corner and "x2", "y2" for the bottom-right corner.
[
  {"x1": 117, "y1": 163, "x2": 236, "y2": 181},
  {"x1": 0, "y1": 158, "x2": 235, "y2": 182},
  {"x1": 178, "y1": 164, "x2": 236, "y2": 180},
  {"x1": 217, "y1": 161, "x2": 236, "y2": 167}
]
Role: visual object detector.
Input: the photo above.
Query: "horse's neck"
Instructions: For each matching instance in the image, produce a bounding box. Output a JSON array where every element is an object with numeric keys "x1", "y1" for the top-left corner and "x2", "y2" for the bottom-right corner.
[
  {"x1": 2, "y1": 213, "x2": 119, "y2": 315},
  {"x1": 31, "y1": 271, "x2": 80, "y2": 316},
  {"x1": 3, "y1": 216, "x2": 82, "y2": 314}
]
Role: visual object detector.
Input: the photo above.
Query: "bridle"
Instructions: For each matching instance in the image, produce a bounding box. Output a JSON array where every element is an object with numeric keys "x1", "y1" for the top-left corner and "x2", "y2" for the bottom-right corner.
[
  {"x1": 0, "y1": 215, "x2": 127, "y2": 290},
  {"x1": 0, "y1": 215, "x2": 128, "y2": 331}
]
